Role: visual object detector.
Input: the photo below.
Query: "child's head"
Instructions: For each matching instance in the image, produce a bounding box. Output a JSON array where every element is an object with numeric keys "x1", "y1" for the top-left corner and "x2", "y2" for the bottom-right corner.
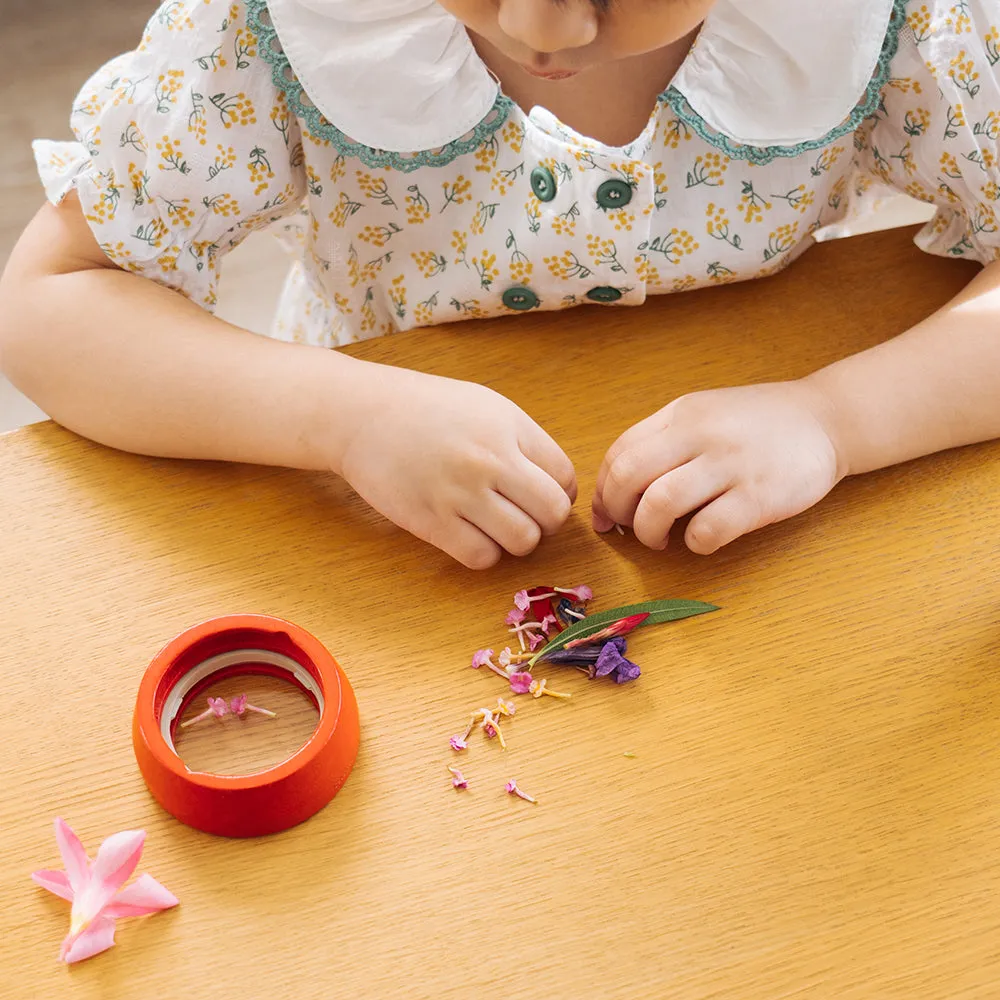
[{"x1": 438, "y1": 0, "x2": 715, "y2": 76}]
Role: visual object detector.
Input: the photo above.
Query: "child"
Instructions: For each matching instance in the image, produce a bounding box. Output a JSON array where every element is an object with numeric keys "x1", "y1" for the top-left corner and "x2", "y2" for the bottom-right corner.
[{"x1": 2, "y1": 0, "x2": 999, "y2": 568}]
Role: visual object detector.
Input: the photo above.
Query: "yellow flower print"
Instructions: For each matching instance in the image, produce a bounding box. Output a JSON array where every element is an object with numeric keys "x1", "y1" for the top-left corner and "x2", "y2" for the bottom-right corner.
[
  {"x1": 154, "y1": 70, "x2": 185, "y2": 113},
  {"x1": 501, "y1": 120, "x2": 525, "y2": 154},
  {"x1": 210, "y1": 92, "x2": 257, "y2": 129},
  {"x1": 966, "y1": 145, "x2": 999, "y2": 171},
  {"x1": 248, "y1": 146, "x2": 274, "y2": 195},
  {"x1": 637, "y1": 229, "x2": 699, "y2": 266},
  {"x1": 509, "y1": 256, "x2": 533, "y2": 284},
  {"x1": 188, "y1": 92, "x2": 208, "y2": 146},
  {"x1": 707, "y1": 261, "x2": 737, "y2": 285},
  {"x1": 404, "y1": 187, "x2": 430, "y2": 226},
  {"x1": 662, "y1": 118, "x2": 693, "y2": 149},
  {"x1": 99, "y1": 241, "x2": 141, "y2": 273},
  {"x1": 332, "y1": 292, "x2": 353, "y2": 315},
  {"x1": 133, "y1": 217, "x2": 170, "y2": 250},
  {"x1": 948, "y1": 50, "x2": 981, "y2": 98},
  {"x1": 472, "y1": 251, "x2": 500, "y2": 290},
  {"x1": 810, "y1": 146, "x2": 845, "y2": 177},
  {"x1": 202, "y1": 193, "x2": 241, "y2": 219},
  {"x1": 524, "y1": 195, "x2": 542, "y2": 235},
  {"x1": 969, "y1": 202, "x2": 999, "y2": 236},
  {"x1": 671, "y1": 275, "x2": 698, "y2": 293},
  {"x1": 84, "y1": 170, "x2": 121, "y2": 225},
  {"x1": 156, "y1": 246, "x2": 183, "y2": 274},
  {"x1": 905, "y1": 180, "x2": 935, "y2": 203},
  {"x1": 738, "y1": 181, "x2": 772, "y2": 223},
  {"x1": 357, "y1": 222, "x2": 403, "y2": 247},
  {"x1": 705, "y1": 203, "x2": 743, "y2": 250},
  {"x1": 356, "y1": 170, "x2": 397, "y2": 207},
  {"x1": 449, "y1": 297, "x2": 487, "y2": 319},
  {"x1": 73, "y1": 91, "x2": 103, "y2": 118},
  {"x1": 441, "y1": 175, "x2": 472, "y2": 211},
  {"x1": 634, "y1": 254, "x2": 661, "y2": 287},
  {"x1": 946, "y1": 3, "x2": 973, "y2": 34},
  {"x1": 908, "y1": 4, "x2": 934, "y2": 43},
  {"x1": 120, "y1": 121, "x2": 147, "y2": 154},
  {"x1": 388, "y1": 274, "x2": 407, "y2": 321},
  {"x1": 985, "y1": 26, "x2": 1000, "y2": 67},
  {"x1": 305, "y1": 164, "x2": 323, "y2": 197},
  {"x1": 360, "y1": 288, "x2": 377, "y2": 334},
  {"x1": 551, "y1": 201, "x2": 580, "y2": 236},
  {"x1": 411, "y1": 250, "x2": 448, "y2": 278},
  {"x1": 451, "y1": 230, "x2": 469, "y2": 267},
  {"x1": 164, "y1": 198, "x2": 195, "y2": 228},
  {"x1": 685, "y1": 152, "x2": 729, "y2": 188},
  {"x1": 127, "y1": 161, "x2": 151, "y2": 208},
  {"x1": 902, "y1": 108, "x2": 932, "y2": 137},
  {"x1": 475, "y1": 135, "x2": 500, "y2": 174},
  {"x1": 158, "y1": 1, "x2": 194, "y2": 31},
  {"x1": 270, "y1": 92, "x2": 291, "y2": 147},
  {"x1": 983, "y1": 180, "x2": 1000, "y2": 201},
  {"x1": 110, "y1": 77, "x2": 142, "y2": 107},
  {"x1": 772, "y1": 184, "x2": 817, "y2": 213},
  {"x1": 937, "y1": 179, "x2": 962, "y2": 204},
  {"x1": 763, "y1": 222, "x2": 800, "y2": 262},
  {"x1": 940, "y1": 151, "x2": 963, "y2": 178},
  {"x1": 470, "y1": 201, "x2": 499, "y2": 236},
  {"x1": 157, "y1": 136, "x2": 190, "y2": 174},
  {"x1": 359, "y1": 252, "x2": 393, "y2": 285},
  {"x1": 973, "y1": 110, "x2": 1000, "y2": 139},
  {"x1": 608, "y1": 209, "x2": 635, "y2": 233},
  {"x1": 585, "y1": 235, "x2": 626, "y2": 273},
  {"x1": 887, "y1": 77, "x2": 923, "y2": 96},
  {"x1": 925, "y1": 59, "x2": 940, "y2": 82},
  {"x1": 414, "y1": 292, "x2": 439, "y2": 325},
  {"x1": 208, "y1": 143, "x2": 237, "y2": 181},
  {"x1": 650, "y1": 162, "x2": 668, "y2": 212},
  {"x1": 492, "y1": 162, "x2": 524, "y2": 196},
  {"x1": 234, "y1": 26, "x2": 257, "y2": 69},
  {"x1": 929, "y1": 211, "x2": 951, "y2": 237},
  {"x1": 543, "y1": 250, "x2": 593, "y2": 280},
  {"x1": 330, "y1": 192, "x2": 364, "y2": 228}
]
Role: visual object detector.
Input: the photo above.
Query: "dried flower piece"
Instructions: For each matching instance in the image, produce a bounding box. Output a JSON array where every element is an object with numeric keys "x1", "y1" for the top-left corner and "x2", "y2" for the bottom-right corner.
[
  {"x1": 529, "y1": 678, "x2": 572, "y2": 700},
  {"x1": 623, "y1": 751, "x2": 637, "y2": 759},
  {"x1": 180, "y1": 694, "x2": 275, "y2": 728},
  {"x1": 554, "y1": 585, "x2": 593, "y2": 602},
  {"x1": 541, "y1": 637, "x2": 628, "y2": 667},
  {"x1": 449, "y1": 736, "x2": 468, "y2": 752},
  {"x1": 471, "y1": 648, "x2": 510, "y2": 680},
  {"x1": 505, "y1": 779, "x2": 537, "y2": 804},
  {"x1": 508, "y1": 671, "x2": 533, "y2": 694},
  {"x1": 505, "y1": 607, "x2": 527, "y2": 626},
  {"x1": 592, "y1": 642, "x2": 642, "y2": 684},
  {"x1": 564, "y1": 613, "x2": 650, "y2": 649},
  {"x1": 448, "y1": 767, "x2": 469, "y2": 790}
]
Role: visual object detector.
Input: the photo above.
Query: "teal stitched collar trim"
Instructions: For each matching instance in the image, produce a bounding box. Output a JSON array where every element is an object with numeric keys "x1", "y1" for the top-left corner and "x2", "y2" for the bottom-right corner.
[
  {"x1": 660, "y1": 0, "x2": 908, "y2": 163},
  {"x1": 247, "y1": 0, "x2": 906, "y2": 169},
  {"x1": 246, "y1": 0, "x2": 513, "y2": 173}
]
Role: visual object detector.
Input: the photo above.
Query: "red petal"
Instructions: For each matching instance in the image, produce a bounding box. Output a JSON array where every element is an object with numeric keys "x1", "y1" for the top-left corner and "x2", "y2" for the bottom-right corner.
[
  {"x1": 563, "y1": 613, "x2": 650, "y2": 649},
  {"x1": 526, "y1": 587, "x2": 560, "y2": 629}
]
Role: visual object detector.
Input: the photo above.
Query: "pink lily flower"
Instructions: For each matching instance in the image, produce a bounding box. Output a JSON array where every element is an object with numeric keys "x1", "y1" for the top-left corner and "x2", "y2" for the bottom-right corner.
[
  {"x1": 505, "y1": 607, "x2": 527, "y2": 626},
  {"x1": 509, "y1": 671, "x2": 533, "y2": 694},
  {"x1": 31, "y1": 818, "x2": 178, "y2": 964}
]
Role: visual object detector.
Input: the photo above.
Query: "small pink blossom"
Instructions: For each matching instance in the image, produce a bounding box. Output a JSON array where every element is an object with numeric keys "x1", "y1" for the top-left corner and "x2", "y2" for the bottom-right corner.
[
  {"x1": 31, "y1": 819, "x2": 178, "y2": 964},
  {"x1": 229, "y1": 694, "x2": 248, "y2": 715},
  {"x1": 448, "y1": 767, "x2": 469, "y2": 790},
  {"x1": 513, "y1": 590, "x2": 531, "y2": 611},
  {"x1": 505, "y1": 607, "x2": 527, "y2": 626},
  {"x1": 509, "y1": 671, "x2": 533, "y2": 694},
  {"x1": 505, "y1": 779, "x2": 537, "y2": 804},
  {"x1": 539, "y1": 614, "x2": 558, "y2": 636},
  {"x1": 556, "y1": 585, "x2": 593, "y2": 602},
  {"x1": 471, "y1": 649, "x2": 495, "y2": 669},
  {"x1": 449, "y1": 736, "x2": 468, "y2": 752},
  {"x1": 527, "y1": 631, "x2": 545, "y2": 652},
  {"x1": 208, "y1": 696, "x2": 227, "y2": 717},
  {"x1": 498, "y1": 647, "x2": 513, "y2": 668}
]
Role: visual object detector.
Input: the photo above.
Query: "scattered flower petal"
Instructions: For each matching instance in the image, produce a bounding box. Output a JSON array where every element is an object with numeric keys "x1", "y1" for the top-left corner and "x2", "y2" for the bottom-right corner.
[
  {"x1": 505, "y1": 779, "x2": 537, "y2": 804},
  {"x1": 541, "y1": 637, "x2": 627, "y2": 666},
  {"x1": 505, "y1": 607, "x2": 527, "y2": 625},
  {"x1": 564, "y1": 613, "x2": 650, "y2": 649},
  {"x1": 495, "y1": 698, "x2": 516, "y2": 717},
  {"x1": 471, "y1": 649, "x2": 495, "y2": 669},
  {"x1": 614, "y1": 658, "x2": 641, "y2": 684},
  {"x1": 539, "y1": 614, "x2": 558, "y2": 635},
  {"x1": 449, "y1": 736, "x2": 468, "y2": 752},
  {"x1": 529, "y1": 678, "x2": 572, "y2": 699},
  {"x1": 623, "y1": 751, "x2": 637, "y2": 759},
  {"x1": 555, "y1": 585, "x2": 593, "y2": 602},
  {"x1": 509, "y1": 671, "x2": 533, "y2": 694},
  {"x1": 513, "y1": 590, "x2": 531, "y2": 611},
  {"x1": 592, "y1": 642, "x2": 642, "y2": 684},
  {"x1": 229, "y1": 693, "x2": 248, "y2": 715},
  {"x1": 32, "y1": 819, "x2": 177, "y2": 964},
  {"x1": 208, "y1": 696, "x2": 228, "y2": 717},
  {"x1": 448, "y1": 767, "x2": 468, "y2": 790},
  {"x1": 527, "y1": 631, "x2": 545, "y2": 651}
]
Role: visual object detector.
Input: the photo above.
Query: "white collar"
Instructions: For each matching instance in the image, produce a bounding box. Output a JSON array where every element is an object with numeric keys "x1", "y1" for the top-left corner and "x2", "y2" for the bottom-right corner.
[{"x1": 266, "y1": 0, "x2": 897, "y2": 153}]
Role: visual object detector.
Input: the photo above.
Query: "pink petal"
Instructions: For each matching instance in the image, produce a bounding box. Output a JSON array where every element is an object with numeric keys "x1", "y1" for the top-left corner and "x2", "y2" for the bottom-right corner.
[
  {"x1": 560, "y1": 585, "x2": 593, "y2": 602},
  {"x1": 60, "y1": 916, "x2": 116, "y2": 964},
  {"x1": 470, "y1": 648, "x2": 494, "y2": 669},
  {"x1": 74, "y1": 831, "x2": 146, "y2": 921},
  {"x1": 31, "y1": 869, "x2": 74, "y2": 903},
  {"x1": 505, "y1": 607, "x2": 527, "y2": 626},
  {"x1": 513, "y1": 590, "x2": 530, "y2": 611},
  {"x1": 53, "y1": 818, "x2": 89, "y2": 895},
  {"x1": 230, "y1": 693, "x2": 248, "y2": 715},
  {"x1": 509, "y1": 672, "x2": 533, "y2": 695},
  {"x1": 448, "y1": 736, "x2": 468, "y2": 752},
  {"x1": 208, "y1": 697, "x2": 228, "y2": 717},
  {"x1": 103, "y1": 874, "x2": 179, "y2": 919},
  {"x1": 564, "y1": 613, "x2": 650, "y2": 649},
  {"x1": 527, "y1": 631, "x2": 545, "y2": 651}
]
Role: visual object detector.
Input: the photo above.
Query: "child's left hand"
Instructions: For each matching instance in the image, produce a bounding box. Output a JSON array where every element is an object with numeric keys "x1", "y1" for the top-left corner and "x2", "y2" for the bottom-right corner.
[{"x1": 590, "y1": 380, "x2": 843, "y2": 554}]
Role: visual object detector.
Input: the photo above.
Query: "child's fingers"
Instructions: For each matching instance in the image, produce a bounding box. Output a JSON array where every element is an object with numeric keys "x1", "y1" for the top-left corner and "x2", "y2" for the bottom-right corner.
[
  {"x1": 426, "y1": 517, "x2": 503, "y2": 570},
  {"x1": 461, "y1": 491, "x2": 543, "y2": 559},
  {"x1": 518, "y1": 424, "x2": 578, "y2": 503},
  {"x1": 498, "y1": 458, "x2": 573, "y2": 536},
  {"x1": 684, "y1": 488, "x2": 764, "y2": 556},
  {"x1": 592, "y1": 407, "x2": 673, "y2": 505},
  {"x1": 632, "y1": 458, "x2": 733, "y2": 551},
  {"x1": 595, "y1": 432, "x2": 695, "y2": 528}
]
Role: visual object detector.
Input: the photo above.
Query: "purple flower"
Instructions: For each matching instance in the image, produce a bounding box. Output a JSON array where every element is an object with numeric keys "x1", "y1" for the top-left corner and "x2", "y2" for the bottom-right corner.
[
  {"x1": 541, "y1": 637, "x2": 627, "y2": 667},
  {"x1": 593, "y1": 642, "x2": 641, "y2": 684}
]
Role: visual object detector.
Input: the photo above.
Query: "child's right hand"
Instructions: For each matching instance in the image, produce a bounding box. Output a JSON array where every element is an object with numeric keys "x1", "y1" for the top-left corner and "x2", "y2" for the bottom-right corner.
[{"x1": 337, "y1": 365, "x2": 577, "y2": 569}]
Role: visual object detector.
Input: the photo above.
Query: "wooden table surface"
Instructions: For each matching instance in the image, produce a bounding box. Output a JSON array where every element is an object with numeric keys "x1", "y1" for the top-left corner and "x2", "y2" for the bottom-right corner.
[{"x1": 4, "y1": 227, "x2": 1000, "y2": 999}]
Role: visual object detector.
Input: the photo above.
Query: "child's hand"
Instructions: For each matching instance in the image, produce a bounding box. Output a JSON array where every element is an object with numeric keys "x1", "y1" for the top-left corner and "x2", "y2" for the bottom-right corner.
[
  {"x1": 591, "y1": 380, "x2": 842, "y2": 554},
  {"x1": 338, "y1": 366, "x2": 576, "y2": 569}
]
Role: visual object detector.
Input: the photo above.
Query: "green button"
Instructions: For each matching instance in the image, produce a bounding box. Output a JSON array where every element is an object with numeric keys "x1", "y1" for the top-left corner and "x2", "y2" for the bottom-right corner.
[
  {"x1": 530, "y1": 165, "x2": 557, "y2": 202},
  {"x1": 586, "y1": 286, "x2": 623, "y2": 304},
  {"x1": 596, "y1": 178, "x2": 633, "y2": 210},
  {"x1": 502, "y1": 286, "x2": 540, "y2": 311}
]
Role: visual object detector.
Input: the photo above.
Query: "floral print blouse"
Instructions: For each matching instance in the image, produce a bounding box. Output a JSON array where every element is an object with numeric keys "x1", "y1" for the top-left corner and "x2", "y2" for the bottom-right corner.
[{"x1": 33, "y1": 0, "x2": 1000, "y2": 347}]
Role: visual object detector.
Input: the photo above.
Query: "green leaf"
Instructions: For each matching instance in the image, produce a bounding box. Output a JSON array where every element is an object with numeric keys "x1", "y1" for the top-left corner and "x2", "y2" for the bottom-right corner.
[{"x1": 528, "y1": 599, "x2": 719, "y2": 666}]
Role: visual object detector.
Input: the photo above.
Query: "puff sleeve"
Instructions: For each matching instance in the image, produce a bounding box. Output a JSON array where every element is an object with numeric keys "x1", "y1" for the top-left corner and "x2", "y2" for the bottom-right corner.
[{"x1": 33, "y1": 0, "x2": 305, "y2": 309}]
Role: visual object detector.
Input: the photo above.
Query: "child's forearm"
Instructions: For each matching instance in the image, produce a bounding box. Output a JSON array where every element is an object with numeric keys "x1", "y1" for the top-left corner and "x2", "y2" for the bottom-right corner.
[
  {"x1": 0, "y1": 202, "x2": 364, "y2": 472},
  {"x1": 806, "y1": 259, "x2": 1000, "y2": 478}
]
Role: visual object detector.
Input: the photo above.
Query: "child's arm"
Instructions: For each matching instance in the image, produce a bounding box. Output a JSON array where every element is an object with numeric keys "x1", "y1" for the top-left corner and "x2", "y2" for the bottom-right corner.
[
  {"x1": 590, "y1": 262, "x2": 1000, "y2": 554},
  {"x1": 0, "y1": 195, "x2": 576, "y2": 568}
]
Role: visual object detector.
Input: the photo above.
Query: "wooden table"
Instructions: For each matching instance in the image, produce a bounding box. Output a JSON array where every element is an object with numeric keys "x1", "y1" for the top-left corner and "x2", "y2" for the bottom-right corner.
[{"x1": 4, "y1": 226, "x2": 999, "y2": 999}]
